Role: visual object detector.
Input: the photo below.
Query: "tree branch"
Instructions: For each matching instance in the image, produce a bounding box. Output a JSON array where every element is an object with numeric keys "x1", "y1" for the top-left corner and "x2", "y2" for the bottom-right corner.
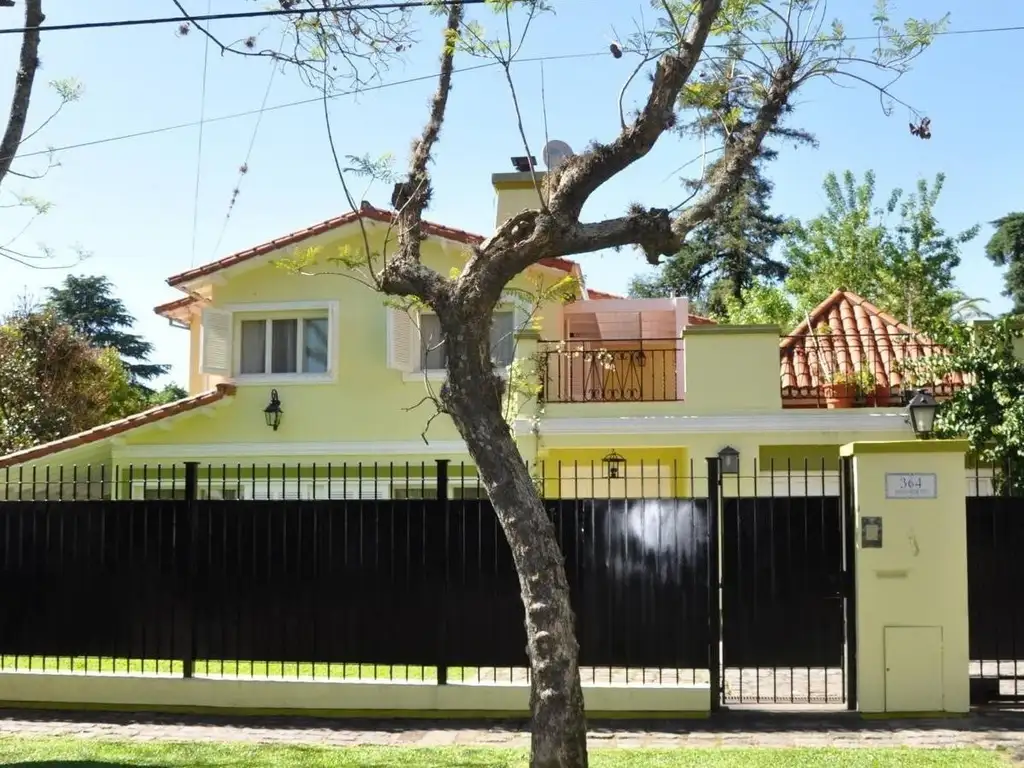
[
  {"x1": 545, "y1": 0, "x2": 723, "y2": 219},
  {"x1": 0, "y1": 0, "x2": 43, "y2": 188},
  {"x1": 378, "y1": 2, "x2": 463, "y2": 304}
]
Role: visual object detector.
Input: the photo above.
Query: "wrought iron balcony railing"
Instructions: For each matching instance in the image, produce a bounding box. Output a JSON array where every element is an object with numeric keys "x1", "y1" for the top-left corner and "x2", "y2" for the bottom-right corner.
[{"x1": 539, "y1": 340, "x2": 682, "y2": 403}]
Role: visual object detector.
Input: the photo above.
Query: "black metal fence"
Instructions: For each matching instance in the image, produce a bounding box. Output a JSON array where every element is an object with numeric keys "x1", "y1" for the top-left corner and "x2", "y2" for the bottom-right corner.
[
  {"x1": 0, "y1": 458, "x2": 855, "y2": 704},
  {"x1": 0, "y1": 460, "x2": 712, "y2": 686},
  {"x1": 966, "y1": 461, "x2": 1024, "y2": 704}
]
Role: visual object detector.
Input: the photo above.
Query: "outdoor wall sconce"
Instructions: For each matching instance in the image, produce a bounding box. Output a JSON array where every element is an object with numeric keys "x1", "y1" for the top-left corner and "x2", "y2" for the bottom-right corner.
[
  {"x1": 905, "y1": 389, "x2": 939, "y2": 439},
  {"x1": 602, "y1": 450, "x2": 626, "y2": 479},
  {"x1": 718, "y1": 445, "x2": 740, "y2": 475},
  {"x1": 264, "y1": 389, "x2": 283, "y2": 431}
]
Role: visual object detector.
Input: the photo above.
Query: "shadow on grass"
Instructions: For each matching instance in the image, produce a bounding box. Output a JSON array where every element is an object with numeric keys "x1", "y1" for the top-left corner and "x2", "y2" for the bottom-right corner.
[{"x1": 0, "y1": 764, "x2": 165, "y2": 767}]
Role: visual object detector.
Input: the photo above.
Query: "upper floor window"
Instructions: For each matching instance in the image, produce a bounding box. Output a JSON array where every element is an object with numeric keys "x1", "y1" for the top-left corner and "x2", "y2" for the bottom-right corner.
[
  {"x1": 199, "y1": 302, "x2": 338, "y2": 384},
  {"x1": 419, "y1": 310, "x2": 516, "y2": 370},
  {"x1": 239, "y1": 317, "x2": 329, "y2": 375}
]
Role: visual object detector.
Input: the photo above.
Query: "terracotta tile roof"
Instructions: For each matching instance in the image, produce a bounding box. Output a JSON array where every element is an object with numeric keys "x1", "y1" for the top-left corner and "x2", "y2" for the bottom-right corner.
[
  {"x1": 687, "y1": 313, "x2": 717, "y2": 325},
  {"x1": 586, "y1": 289, "x2": 624, "y2": 300},
  {"x1": 0, "y1": 383, "x2": 237, "y2": 469},
  {"x1": 165, "y1": 202, "x2": 579, "y2": 288},
  {"x1": 154, "y1": 296, "x2": 196, "y2": 318},
  {"x1": 779, "y1": 289, "x2": 965, "y2": 404}
]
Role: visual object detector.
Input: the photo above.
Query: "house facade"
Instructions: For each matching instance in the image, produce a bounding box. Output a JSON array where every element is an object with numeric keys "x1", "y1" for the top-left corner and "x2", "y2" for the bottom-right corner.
[{"x1": 0, "y1": 168, "x2": 983, "y2": 501}]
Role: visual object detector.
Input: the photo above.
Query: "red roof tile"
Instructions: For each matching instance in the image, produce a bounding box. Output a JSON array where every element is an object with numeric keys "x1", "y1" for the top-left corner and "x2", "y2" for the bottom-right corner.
[
  {"x1": 165, "y1": 203, "x2": 578, "y2": 288},
  {"x1": 779, "y1": 290, "x2": 965, "y2": 403},
  {"x1": 0, "y1": 384, "x2": 236, "y2": 469},
  {"x1": 154, "y1": 296, "x2": 196, "y2": 318}
]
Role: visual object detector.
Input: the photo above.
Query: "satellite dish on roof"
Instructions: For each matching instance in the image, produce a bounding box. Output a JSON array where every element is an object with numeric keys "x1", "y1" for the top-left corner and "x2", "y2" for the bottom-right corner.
[{"x1": 542, "y1": 139, "x2": 575, "y2": 170}]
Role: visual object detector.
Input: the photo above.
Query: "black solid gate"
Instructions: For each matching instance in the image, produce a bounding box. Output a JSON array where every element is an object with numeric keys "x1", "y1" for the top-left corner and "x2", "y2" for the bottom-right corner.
[{"x1": 711, "y1": 455, "x2": 857, "y2": 706}]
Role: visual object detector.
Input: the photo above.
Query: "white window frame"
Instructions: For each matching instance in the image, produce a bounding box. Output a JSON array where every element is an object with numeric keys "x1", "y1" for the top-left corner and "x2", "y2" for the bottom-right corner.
[
  {"x1": 129, "y1": 479, "x2": 388, "y2": 501},
  {"x1": 224, "y1": 301, "x2": 339, "y2": 386},
  {"x1": 404, "y1": 303, "x2": 522, "y2": 383},
  {"x1": 389, "y1": 478, "x2": 487, "y2": 499},
  {"x1": 129, "y1": 482, "x2": 242, "y2": 501}
]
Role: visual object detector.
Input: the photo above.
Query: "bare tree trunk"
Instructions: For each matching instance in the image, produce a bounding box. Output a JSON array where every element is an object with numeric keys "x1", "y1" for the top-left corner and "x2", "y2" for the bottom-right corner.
[
  {"x1": 0, "y1": 0, "x2": 43, "y2": 187},
  {"x1": 441, "y1": 322, "x2": 588, "y2": 768}
]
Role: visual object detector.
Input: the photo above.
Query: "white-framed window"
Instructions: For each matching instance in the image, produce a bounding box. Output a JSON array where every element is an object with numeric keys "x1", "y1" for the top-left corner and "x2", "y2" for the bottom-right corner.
[
  {"x1": 239, "y1": 317, "x2": 329, "y2": 376},
  {"x1": 130, "y1": 480, "x2": 387, "y2": 501},
  {"x1": 419, "y1": 310, "x2": 516, "y2": 371},
  {"x1": 386, "y1": 297, "x2": 527, "y2": 379},
  {"x1": 199, "y1": 301, "x2": 338, "y2": 384},
  {"x1": 391, "y1": 480, "x2": 487, "y2": 500},
  {"x1": 131, "y1": 483, "x2": 241, "y2": 501}
]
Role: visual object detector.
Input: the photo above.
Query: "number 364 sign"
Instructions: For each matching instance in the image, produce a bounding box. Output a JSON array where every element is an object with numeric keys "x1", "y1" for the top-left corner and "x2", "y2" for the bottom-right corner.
[{"x1": 885, "y1": 473, "x2": 938, "y2": 499}]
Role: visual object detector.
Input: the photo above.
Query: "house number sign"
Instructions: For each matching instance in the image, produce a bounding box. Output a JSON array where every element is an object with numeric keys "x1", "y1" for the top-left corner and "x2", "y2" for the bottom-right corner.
[{"x1": 885, "y1": 472, "x2": 937, "y2": 499}]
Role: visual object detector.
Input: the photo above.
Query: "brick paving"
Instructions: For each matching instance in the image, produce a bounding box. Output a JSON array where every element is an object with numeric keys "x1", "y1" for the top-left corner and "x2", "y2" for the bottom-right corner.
[{"x1": 1, "y1": 708, "x2": 1024, "y2": 752}]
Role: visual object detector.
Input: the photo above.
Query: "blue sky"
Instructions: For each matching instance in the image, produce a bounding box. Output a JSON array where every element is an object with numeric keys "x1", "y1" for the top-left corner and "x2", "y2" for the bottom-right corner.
[{"x1": 0, "y1": 0, "x2": 1020, "y2": 388}]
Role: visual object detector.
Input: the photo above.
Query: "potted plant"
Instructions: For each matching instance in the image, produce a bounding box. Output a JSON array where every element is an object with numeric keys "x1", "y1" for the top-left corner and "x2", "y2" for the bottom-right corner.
[
  {"x1": 847, "y1": 368, "x2": 889, "y2": 406},
  {"x1": 824, "y1": 371, "x2": 857, "y2": 409}
]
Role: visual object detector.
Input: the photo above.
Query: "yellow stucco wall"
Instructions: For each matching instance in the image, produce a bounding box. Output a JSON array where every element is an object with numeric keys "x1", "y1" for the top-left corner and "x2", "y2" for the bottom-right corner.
[{"x1": 842, "y1": 440, "x2": 970, "y2": 714}]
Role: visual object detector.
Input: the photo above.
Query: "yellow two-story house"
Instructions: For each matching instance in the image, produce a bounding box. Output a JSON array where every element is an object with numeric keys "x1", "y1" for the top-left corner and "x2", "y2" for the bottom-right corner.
[{"x1": 0, "y1": 166, "x2": 981, "y2": 501}]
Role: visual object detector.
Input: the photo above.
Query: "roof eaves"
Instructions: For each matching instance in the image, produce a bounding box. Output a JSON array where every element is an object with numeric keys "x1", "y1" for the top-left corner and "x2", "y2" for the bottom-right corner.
[{"x1": 0, "y1": 383, "x2": 237, "y2": 470}]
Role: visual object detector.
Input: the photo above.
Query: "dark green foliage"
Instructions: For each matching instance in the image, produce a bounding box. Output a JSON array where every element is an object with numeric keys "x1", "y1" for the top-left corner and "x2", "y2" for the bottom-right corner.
[
  {"x1": 45, "y1": 274, "x2": 170, "y2": 385},
  {"x1": 628, "y1": 38, "x2": 808, "y2": 314},
  {"x1": 906, "y1": 317, "x2": 1024, "y2": 493},
  {"x1": 985, "y1": 213, "x2": 1024, "y2": 315}
]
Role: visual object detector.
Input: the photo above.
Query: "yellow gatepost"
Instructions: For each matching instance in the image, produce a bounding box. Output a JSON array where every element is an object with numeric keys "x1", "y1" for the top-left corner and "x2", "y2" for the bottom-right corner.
[{"x1": 840, "y1": 439, "x2": 970, "y2": 715}]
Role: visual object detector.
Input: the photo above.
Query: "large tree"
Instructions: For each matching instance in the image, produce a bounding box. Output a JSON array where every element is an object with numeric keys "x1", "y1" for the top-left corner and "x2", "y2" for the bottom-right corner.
[
  {"x1": 45, "y1": 275, "x2": 170, "y2": 385},
  {"x1": 0, "y1": 307, "x2": 137, "y2": 454},
  {"x1": 200, "y1": 2, "x2": 945, "y2": 764},
  {"x1": 739, "y1": 169, "x2": 978, "y2": 332},
  {"x1": 985, "y1": 212, "x2": 1024, "y2": 315},
  {"x1": 628, "y1": 39, "x2": 807, "y2": 315}
]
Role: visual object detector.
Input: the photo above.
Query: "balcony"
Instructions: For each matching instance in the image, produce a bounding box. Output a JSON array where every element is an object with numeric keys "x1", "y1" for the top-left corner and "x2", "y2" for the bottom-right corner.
[
  {"x1": 780, "y1": 332, "x2": 969, "y2": 409},
  {"x1": 539, "y1": 340, "x2": 683, "y2": 403}
]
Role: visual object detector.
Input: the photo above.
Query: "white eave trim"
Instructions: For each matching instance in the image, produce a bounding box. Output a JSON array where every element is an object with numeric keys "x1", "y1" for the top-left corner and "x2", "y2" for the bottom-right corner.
[
  {"x1": 113, "y1": 439, "x2": 470, "y2": 460},
  {"x1": 516, "y1": 410, "x2": 912, "y2": 436}
]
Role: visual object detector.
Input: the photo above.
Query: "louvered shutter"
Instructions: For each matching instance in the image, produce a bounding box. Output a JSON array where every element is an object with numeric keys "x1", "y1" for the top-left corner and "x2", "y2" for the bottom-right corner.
[
  {"x1": 200, "y1": 308, "x2": 233, "y2": 375},
  {"x1": 386, "y1": 306, "x2": 415, "y2": 372}
]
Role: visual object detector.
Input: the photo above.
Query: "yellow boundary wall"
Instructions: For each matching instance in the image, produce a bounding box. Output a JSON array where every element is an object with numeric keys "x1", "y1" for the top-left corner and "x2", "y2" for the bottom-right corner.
[{"x1": 0, "y1": 672, "x2": 710, "y2": 719}]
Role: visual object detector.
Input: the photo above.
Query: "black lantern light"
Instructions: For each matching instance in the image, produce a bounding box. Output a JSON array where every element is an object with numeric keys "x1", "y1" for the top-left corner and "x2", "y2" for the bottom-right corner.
[
  {"x1": 718, "y1": 445, "x2": 740, "y2": 475},
  {"x1": 602, "y1": 450, "x2": 626, "y2": 479},
  {"x1": 264, "y1": 389, "x2": 283, "y2": 431},
  {"x1": 905, "y1": 389, "x2": 939, "y2": 438}
]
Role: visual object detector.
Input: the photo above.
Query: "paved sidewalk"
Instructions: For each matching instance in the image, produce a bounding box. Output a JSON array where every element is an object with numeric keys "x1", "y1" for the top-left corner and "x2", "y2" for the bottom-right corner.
[{"x1": 1, "y1": 708, "x2": 1024, "y2": 752}]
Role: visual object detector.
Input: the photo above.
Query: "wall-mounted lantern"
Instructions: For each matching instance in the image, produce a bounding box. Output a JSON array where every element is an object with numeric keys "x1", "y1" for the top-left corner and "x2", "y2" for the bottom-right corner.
[
  {"x1": 718, "y1": 445, "x2": 740, "y2": 475},
  {"x1": 264, "y1": 389, "x2": 283, "y2": 431},
  {"x1": 602, "y1": 450, "x2": 626, "y2": 479},
  {"x1": 905, "y1": 389, "x2": 939, "y2": 439}
]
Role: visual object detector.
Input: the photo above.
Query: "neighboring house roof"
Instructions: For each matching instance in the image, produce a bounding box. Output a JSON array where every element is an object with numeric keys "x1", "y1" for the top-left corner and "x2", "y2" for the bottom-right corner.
[
  {"x1": 0, "y1": 383, "x2": 237, "y2": 470},
  {"x1": 164, "y1": 202, "x2": 579, "y2": 289},
  {"x1": 779, "y1": 289, "x2": 965, "y2": 402}
]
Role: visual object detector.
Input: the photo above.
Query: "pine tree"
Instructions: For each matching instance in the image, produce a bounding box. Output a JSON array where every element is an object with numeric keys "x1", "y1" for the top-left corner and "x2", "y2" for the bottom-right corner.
[
  {"x1": 628, "y1": 38, "x2": 811, "y2": 315},
  {"x1": 985, "y1": 212, "x2": 1024, "y2": 315},
  {"x1": 45, "y1": 275, "x2": 170, "y2": 384}
]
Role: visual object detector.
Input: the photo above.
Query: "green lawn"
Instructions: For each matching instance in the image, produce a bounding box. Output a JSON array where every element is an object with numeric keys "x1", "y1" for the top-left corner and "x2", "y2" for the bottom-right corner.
[
  {"x1": 0, "y1": 740, "x2": 1010, "y2": 768},
  {"x1": 0, "y1": 656, "x2": 509, "y2": 682}
]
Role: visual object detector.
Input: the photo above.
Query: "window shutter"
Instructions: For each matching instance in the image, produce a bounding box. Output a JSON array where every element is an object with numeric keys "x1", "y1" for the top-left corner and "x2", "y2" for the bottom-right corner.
[
  {"x1": 386, "y1": 306, "x2": 414, "y2": 372},
  {"x1": 200, "y1": 308, "x2": 233, "y2": 375}
]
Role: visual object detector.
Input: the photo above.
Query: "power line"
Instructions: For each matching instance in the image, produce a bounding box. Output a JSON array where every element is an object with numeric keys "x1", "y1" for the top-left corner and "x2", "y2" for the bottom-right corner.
[
  {"x1": 15, "y1": 50, "x2": 601, "y2": 161},
  {"x1": 0, "y1": 3, "x2": 1021, "y2": 48},
  {"x1": 210, "y1": 30, "x2": 289, "y2": 259},
  {"x1": 9, "y1": 16, "x2": 1021, "y2": 164},
  {"x1": 0, "y1": 1, "x2": 489, "y2": 35},
  {"x1": 188, "y1": 0, "x2": 213, "y2": 269}
]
